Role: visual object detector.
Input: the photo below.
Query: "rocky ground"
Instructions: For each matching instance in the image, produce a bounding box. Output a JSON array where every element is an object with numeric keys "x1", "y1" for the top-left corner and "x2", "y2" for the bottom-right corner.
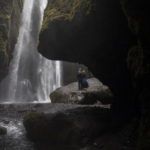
[
  {"x1": 0, "y1": 103, "x2": 138, "y2": 150},
  {"x1": 50, "y1": 78, "x2": 113, "y2": 104}
]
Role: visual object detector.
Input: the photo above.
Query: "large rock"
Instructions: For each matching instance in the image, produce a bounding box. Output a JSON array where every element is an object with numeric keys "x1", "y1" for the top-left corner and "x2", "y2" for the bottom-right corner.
[
  {"x1": 0, "y1": 126, "x2": 7, "y2": 135},
  {"x1": 23, "y1": 107, "x2": 110, "y2": 144},
  {"x1": 50, "y1": 78, "x2": 113, "y2": 104},
  {"x1": 38, "y1": 0, "x2": 136, "y2": 100}
]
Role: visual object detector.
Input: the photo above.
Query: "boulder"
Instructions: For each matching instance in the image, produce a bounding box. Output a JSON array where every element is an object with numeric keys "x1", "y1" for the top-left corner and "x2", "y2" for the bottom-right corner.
[
  {"x1": 50, "y1": 78, "x2": 113, "y2": 104},
  {"x1": 23, "y1": 107, "x2": 110, "y2": 144},
  {"x1": 0, "y1": 126, "x2": 7, "y2": 135}
]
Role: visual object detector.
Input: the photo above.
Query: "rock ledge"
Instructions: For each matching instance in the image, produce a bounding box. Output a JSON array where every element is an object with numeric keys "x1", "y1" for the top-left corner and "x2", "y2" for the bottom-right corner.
[{"x1": 50, "y1": 78, "x2": 113, "y2": 104}]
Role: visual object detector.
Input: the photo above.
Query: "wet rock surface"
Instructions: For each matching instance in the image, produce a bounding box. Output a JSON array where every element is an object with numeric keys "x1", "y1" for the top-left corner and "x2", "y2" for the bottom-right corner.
[
  {"x1": 50, "y1": 78, "x2": 113, "y2": 104},
  {"x1": 0, "y1": 103, "x2": 107, "y2": 150},
  {"x1": 23, "y1": 107, "x2": 111, "y2": 144},
  {"x1": 0, "y1": 103, "x2": 136, "y2": 150}
]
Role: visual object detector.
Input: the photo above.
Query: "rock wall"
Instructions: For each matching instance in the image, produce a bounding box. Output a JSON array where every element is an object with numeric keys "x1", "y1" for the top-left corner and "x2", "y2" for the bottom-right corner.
[
  {"x1": 121, "y1": 0, "x2": 150, "y2": 149},
  {"x1": 38, "y1": 0, "x2": 136, "y2": 100},
  {"x1": 121, "y1": 0, "x2": 150, "y2": 93},
  {"x1": 0, "y1": 0, "x2": 24, "y2": 82}
]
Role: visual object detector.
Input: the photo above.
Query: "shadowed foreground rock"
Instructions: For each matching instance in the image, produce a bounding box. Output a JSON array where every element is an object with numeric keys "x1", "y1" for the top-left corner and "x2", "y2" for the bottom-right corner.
[
  {"x1": 23, "y1": 107, "x2": 110, "y2": 145},
  {"x1": 50, "y1": 78, "x2": 113, "y2": 104},
  {"x1": 0, "y1": 126, "x2": 7, "y2": 135}
]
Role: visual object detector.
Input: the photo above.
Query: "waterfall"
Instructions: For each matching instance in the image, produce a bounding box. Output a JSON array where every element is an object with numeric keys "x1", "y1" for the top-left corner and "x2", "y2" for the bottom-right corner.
[{"x1": 0, "y1": 0, "x2": 61, "y2": 103}]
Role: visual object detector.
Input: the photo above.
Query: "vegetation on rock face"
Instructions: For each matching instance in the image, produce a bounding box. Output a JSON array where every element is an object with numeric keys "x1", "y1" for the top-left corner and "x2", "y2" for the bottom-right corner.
[
  {"x1": 0, "y1": 0, "x2": 24, "y2": 82},
  {"x1": 50, "y1": 91, "x2": 69, "y2": 103},
  {"x1": 121, "y1": 0, "x2": 150, "y2": 89},
  {"x1": 40, "y1": 0, "x2": 96, "y2": 33},
  {"x1": 121, "y1": 0, "x2": 150, "y2": 149}
]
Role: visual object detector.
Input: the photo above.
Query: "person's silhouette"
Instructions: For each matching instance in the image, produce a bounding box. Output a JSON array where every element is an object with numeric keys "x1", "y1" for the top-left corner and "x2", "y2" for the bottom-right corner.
[{"x1": 77, "y1": 68, "x2": 83, "y2": 90}]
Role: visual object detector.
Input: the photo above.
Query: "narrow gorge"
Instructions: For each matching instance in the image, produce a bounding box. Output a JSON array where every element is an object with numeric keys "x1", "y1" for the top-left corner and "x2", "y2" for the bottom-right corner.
[{"x1": 0, "y1": 0, "x2": 150, "y2": 150}]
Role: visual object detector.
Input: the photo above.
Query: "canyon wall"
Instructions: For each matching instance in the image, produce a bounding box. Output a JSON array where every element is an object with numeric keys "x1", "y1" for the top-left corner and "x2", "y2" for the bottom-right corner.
[
  {"x1": 38, "y1": 0, "x2": 150, "y2": 148},
  {"x1": 0, "y1": 0, "x2": 149, "y2": 148},
  {"x1": 121, "y1": 0, "x2": 150, "y2": 149},
  {"x1": 0, "y1": 0, "x2": 24, "y2": 81},
  {"x1": 38, "y1": 0, "x2": 136, "y2": 101}
]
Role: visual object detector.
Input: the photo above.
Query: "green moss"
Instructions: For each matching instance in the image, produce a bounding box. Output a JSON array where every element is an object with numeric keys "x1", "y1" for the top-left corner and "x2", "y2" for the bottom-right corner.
[
  {"x1": 121, "y1": 1, "x2": 150, "y2": 149},
  {"x1": 40, "y1": 0, "x2": 96, "y2": 33},
  {"x1": 50, "y1": 91, "x2": 69, "y2": 103},
  {"x1": 23, "y1": 113, "x2": 42, "y2": 124},
  {"x1": 0, "y1": 15, "x2": 10, "y2": 19},
  {"x1": 0, "y1": 0, "x2": 24, "y2": 81}
]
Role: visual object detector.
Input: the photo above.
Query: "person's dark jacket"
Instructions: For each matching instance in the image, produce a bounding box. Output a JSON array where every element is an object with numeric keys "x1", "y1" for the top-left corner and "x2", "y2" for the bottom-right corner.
[
  {"x1": 82, "y1": 73, "x2": 86, "y2": 78},
  {"x1": 77, "y1": 71, "x2": 83, "y2": 80}
]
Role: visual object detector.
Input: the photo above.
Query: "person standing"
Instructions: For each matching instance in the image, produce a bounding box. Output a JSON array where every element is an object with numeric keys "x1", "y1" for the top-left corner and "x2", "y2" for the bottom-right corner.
[
  {"x1": 82, "y1": 70, "x2": 89, "y2": 91},
  {"x1": 77, "y1": 68, "x2": 83, "y2": 90}
]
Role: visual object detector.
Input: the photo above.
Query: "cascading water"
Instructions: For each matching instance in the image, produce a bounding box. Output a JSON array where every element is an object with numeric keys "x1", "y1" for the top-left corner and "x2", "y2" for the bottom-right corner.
[{"x1": 0, "y1": 0, "x2": 61, "y2": 103}]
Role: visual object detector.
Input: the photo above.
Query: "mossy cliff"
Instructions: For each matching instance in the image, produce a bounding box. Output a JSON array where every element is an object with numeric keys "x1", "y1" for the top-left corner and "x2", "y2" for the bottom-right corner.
[
  {"x1": 38, "y1": 0, "x2": 136, "y2": 101},
  {"x1": 121, "y1": 0, "x2": 150, "y2": 149},
  {"x1": 0, "y1": 0, "x2": 24, "y2": 82}
]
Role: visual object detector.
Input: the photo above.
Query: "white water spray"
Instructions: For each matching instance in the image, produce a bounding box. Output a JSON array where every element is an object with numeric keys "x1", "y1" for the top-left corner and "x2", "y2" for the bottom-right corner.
[{"x1": 0, "y1": 0, "x2": 61, "y2": 103}]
